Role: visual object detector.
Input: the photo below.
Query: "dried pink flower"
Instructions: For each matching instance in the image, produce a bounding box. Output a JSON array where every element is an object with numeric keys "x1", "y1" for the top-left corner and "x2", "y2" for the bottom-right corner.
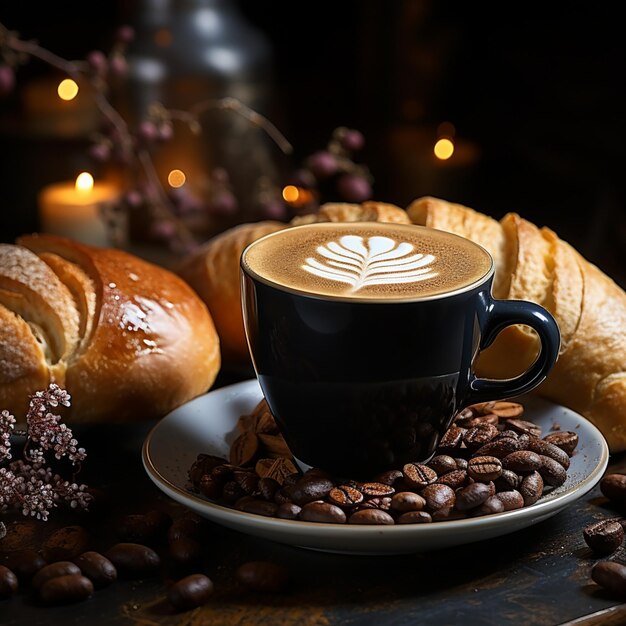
[{"x1": 0, "y1": 384, "x2": 90, "y2": 522}]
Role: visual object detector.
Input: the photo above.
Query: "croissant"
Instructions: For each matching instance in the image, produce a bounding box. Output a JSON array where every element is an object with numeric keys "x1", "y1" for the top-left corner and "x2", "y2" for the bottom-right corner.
[
  {"x1": 408, "y1": 196, "x2": 626, "y2": 452},
  {"x1": 0, "y1": 234, "x2": 221, "y2": 422}
]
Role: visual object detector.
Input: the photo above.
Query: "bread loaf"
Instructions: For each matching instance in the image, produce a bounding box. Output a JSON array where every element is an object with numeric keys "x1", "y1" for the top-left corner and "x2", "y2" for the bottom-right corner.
[
  {"x1": 176, "y1": 202, "x2": 410, "y2": 364},
  {"x1": 408, "y1": 196, "x2": 626, "y2": 452},
  {"x1": 0, "y1": 234, "x2": 221, "y2": 422}
]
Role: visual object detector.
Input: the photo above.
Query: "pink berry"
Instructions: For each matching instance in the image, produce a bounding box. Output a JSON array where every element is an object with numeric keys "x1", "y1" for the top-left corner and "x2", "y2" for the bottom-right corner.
[
  {"x1": 307, "y1": 151, "x2": 338, "y2": 178},
  {"x1": 0, "y1": 65, "x2": 15, "y2": 97},
  {"x1": 88, "y1": 143, "x2": 111, "y2": 162},
  {"x1": 337, "y1": 174, "x2": 372, "y2": 202},
  {"x1": 124, "y1": 190, "x2": 143, "y2": 208},
  {"x1": 109, "y1": 54, "x2": 128, "y2": 77},
  {"x1": 137, "y1": 120, "x2": 158, "y2": 143},
  {"x1": 291, "y1": 168, "x2": 316, "y2": 188},
  {"x1": 340, "y1": 129, "x2": 365, "y2": 152},
  {"x1": 150, "y1": 220, "x2": 177, "y2": 241},
  {"x1": 116, "y1": 25, "x2": 135, "y2": 43},
  {"x1": 86, "y1": 50, "x2": 108, "y2": 74},
  {"x1": 157, "y1": 123, "x2": 174, "y2": 142}
]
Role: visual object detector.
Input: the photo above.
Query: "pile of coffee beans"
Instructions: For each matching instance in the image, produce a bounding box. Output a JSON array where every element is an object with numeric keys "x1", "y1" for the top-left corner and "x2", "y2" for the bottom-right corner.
[{"x1": 187, "y1": 399, "x2": 579, "y2": 525}]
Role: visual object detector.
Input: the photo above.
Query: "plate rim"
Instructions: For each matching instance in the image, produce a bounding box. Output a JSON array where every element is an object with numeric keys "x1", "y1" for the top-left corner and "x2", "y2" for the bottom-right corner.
[{"x1": 142, "y1": 378, "x2": 610, "y2": 538}]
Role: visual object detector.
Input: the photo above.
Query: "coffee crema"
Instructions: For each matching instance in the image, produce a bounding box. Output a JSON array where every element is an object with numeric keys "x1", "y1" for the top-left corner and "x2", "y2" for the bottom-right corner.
[{"x1": 242, "y1": 222, "x2": 493, "y2": 300}]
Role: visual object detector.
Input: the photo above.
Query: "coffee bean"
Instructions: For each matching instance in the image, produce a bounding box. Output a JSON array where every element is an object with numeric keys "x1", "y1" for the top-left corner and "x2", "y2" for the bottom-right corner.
[
  {"x1": 357, "y1": 496, "x2": 393, "y2": 511},
  {"x1": 438, "y1": 425, "x2": 466, "y2": 453},
  {"x1": 348, "y1": 509, "x2": 395, "y2": 525},
  {"x1": 358, "y1": 482, "x2": 395, "y2": 497},
  {"x1": 502, "y1": 450, "x2": 543, "y2": 472},
  {"x1": 39, "y1": 574, "x2": 93, "y2": 605},
  {"x1": 489, "y1": 401, "x2": 525, "y2": 419},
  {"x1": 105, "y1": 543, "x2": 161, "y2": 578},
  {"x1": 591, "y1": 561, "x2": 626, "y2": 597},
  {"x1": 229, "y1": 431, "x2": 259, "y2": 466},
  {"x1": 463, "y1": 424, "x2": 499, "y2": 450},
  {"x1": 233, "y1": 470, "x2": 259, "y2": 495},
  {"x1": 465, "y1": 414, "x2": 499, "y2": 428},
  {"x1": 236, "y1": 561, "x2": 289, "y2": 592},
  {"x1": 494, "y1": 430, "x2": 519, "y2": 441},
  {"x1": 276, "y1": 502, "x2": 302, "y2": 520},
  {"x1": 373, "y1": 469, "x2": 404, "y2": 486},
  {"x1": 454, "y1": 458, "x2": 468, "y2": 471},
  {"x1": 391, "y1": 492, "x2": 426, "y2": 513},
  {"x1": 235, "y1": 496, "x2": 279, "y2": 517},
  {"x1": 33, "y1": 561, "x2": 81, "y2": 589},
  {"x1": 299, "y1": 502, "x2": 346, "y2": 524},
  {"x1": 403, "y1": 463, "x2": 437, "y2": 489},
  {"x1": 199, "y1": 475, "x2": 223, "y2": 499},
  {"x1": 42, "y1": 525, "x2": 89, "y2": 562},
  {"x1": 397, "y1": 511, "x2": 433, "y2": 524},
  {"x1": 436, "y1": 469, "x2": 468, "y2": 490},
  {"x1": 538, "y1": 454, "x2": 568, "y2": 487},
  {"x1": 73, "y1": 551, "x2": 117, "y2": 588},
  {"x1": 495, "y1": 490, "x2": 525, "y2": 511},
  {"x1": 169, "y1": 536, "x2": 203, "y2": 567},
  {"x1": 222, "y1": 480, "x2": 246, "y2": 503},
  {"x1": 520, "y1": 471, "x2": 544, "y2": 506},
  {"x1": 289, "y1": 477, "x2": 334, "y2": 505},
  {"x1": 473, "y1": 495, "x2": 505, "y2": 516},
  {"x1": 524, "y1": 438, "x2": 571, "y2": 469},
  {"x1": 328, "y1": 485, "x2": 364, "y2": 507},
  {"x1": 0, "y1": 565, "x2": 18, "y2": 598},
  {"x1": 474, "y1": 437, "x2": 520, "y2": 459},
  {"x1": 468, "y1": 456, "x2": 503, "y2": 482},
  {"x1": 543, "y1": 431, "x2": 579, "y2": 456},
  {"x1": 168, "y1": 518, "x2": 203, "y2": 543},
  {"x1": 274, "y1": 488, "x2": 292, "y2": 505},
  {"x1": 601, "y1": 474, "x2": 626, "y2": 504},
  {"x1": 427, "y1": 455, "x2": 457, "y2": 475},
  {"x1": 421, "y1": 484, "x2": 456, "y2": 512},
  {"x1": 188, "y1": 454, "x2": 229, "y2": 486},
  {"x1": 168, "y1": 573, "x2": 214, "y2": 611},
  {"x1": 0, "y1": 520, "x2": 37, "y2": 552},
  {"x1": 494, "y1": 469, "x2": 521, "y2": 492},
  {"x1": 583, "y1": 519, "x2": 625, "y2": 555},
  {"x1": 258, "y1": 477, "x2": 280, "y2": 501},
  {"x1": 1, "y1": 549, "x2": 46, "y2": 581},
  {"x1": 505, "y1": 419, "x2": 542, "y2": 438},
  {"x1": 283, "y1": 472, "x2": 301, "y2": 488},
  {"x1": 456, "y1": 482, "x2": 493, "y2": 511}
]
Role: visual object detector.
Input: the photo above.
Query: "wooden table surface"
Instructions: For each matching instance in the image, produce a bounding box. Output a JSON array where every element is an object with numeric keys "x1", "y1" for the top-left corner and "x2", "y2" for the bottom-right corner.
[{"x1": 2, "y1": 371, "x2": 626, "y2": 626}]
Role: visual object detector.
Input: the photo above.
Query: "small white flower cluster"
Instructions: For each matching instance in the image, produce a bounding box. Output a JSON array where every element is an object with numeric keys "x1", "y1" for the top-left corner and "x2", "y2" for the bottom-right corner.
[{"x1": 0, "y1": 384, "x2": 90, "y2": 522}]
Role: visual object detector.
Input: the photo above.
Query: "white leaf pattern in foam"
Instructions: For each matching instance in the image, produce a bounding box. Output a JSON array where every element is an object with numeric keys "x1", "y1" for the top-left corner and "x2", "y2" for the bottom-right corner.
[{"x1": 302, "y1": 235, "x2": 438, "y2": 292}]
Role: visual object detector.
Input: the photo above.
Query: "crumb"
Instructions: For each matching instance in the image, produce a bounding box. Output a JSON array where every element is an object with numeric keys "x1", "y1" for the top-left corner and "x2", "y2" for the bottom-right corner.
[{"x1": 551, "y1": 422, "x2": 561, "y2": 431}]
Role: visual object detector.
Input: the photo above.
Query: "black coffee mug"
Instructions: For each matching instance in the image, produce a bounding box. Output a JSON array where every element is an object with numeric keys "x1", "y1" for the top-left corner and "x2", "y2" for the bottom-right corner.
[{"x1": 241, "y1": 225, "x2": 560, "y2": 478}]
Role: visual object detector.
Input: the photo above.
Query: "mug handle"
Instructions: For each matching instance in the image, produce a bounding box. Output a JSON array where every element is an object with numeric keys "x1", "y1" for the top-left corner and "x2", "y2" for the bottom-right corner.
[{"x1": 467, "y1": 295, "x2": 561, "y2": 404}]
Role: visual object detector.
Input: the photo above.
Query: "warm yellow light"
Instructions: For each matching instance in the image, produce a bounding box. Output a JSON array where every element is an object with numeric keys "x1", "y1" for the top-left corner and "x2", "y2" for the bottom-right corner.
[
  {"x1": 434, "y1": 138, "x2": 455, "y2": 160},
  {"x1": 75, "y1": 172, "x2": 94, "y2": 192},
  {"x1": 282, "y1": 185, "x2": 300, "y2": 203},
  {"x1": 58, "y1": 78, "x2": 79, "y2": 101},
  {"x1": 168, "y1": 169, "x2": 186, "y2": 188}
]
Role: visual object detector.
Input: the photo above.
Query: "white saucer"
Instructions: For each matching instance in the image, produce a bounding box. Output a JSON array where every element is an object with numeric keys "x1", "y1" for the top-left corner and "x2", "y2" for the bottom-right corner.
[{"x1": 142, "y1": 379, "x2": 609, "y2": 555}]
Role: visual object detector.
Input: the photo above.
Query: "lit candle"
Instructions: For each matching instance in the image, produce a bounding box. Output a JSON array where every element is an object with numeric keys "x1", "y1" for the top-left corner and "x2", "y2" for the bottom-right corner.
[{"x1": 37, "y1": 173, "x2": 120, "y2": 247}]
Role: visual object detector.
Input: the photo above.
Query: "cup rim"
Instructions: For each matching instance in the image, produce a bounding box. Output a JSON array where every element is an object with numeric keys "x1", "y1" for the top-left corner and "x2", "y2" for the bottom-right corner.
[{"x1": 240, "y1": 221, "x2": 495, "y2": 304}]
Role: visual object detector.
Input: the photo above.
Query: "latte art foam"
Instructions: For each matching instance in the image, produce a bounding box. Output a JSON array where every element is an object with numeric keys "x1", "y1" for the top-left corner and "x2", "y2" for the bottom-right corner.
[
  {"x1": 303, "y1": 235, "x2": 438, "y2": 292},
  {"x1": 243, "y1": 222, "x2": 493, "y2": 300}
]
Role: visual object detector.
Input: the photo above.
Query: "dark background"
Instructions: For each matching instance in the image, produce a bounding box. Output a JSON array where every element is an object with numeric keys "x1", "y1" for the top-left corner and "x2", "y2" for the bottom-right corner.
[{"x1": 0, "y1": 1, "x2": 624, "y2": 284}]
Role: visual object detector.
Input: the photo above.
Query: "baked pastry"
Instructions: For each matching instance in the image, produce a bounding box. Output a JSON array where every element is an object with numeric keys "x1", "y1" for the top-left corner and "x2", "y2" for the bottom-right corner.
[
  {"x1": 0, "y1": 234, "x2": 221, "y2": 422},
  {"x1": 408, "y1": 195, "x2": 626, "y2": 452},
  {"x1": 290, "y1": 201, "x2": 412, "y2": 226},
  {"x1": 176, "y1": 202, "x2": 410, "y2": 364},
  {"x1": 176, "y1": 221, "x2": 287, "y2": 364}
]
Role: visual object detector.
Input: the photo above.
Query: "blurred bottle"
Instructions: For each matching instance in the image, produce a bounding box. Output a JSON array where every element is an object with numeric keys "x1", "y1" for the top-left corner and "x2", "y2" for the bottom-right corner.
[{"x1": 116, "y1": 0, "x2": 281, "y2": 236}]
